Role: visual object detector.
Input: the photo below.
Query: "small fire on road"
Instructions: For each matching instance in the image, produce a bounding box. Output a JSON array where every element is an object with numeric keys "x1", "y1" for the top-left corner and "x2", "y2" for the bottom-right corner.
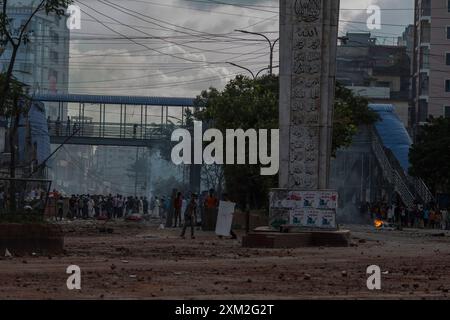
[{"x1": 374, "y1": 219, "x2": 384, "y2": 229}]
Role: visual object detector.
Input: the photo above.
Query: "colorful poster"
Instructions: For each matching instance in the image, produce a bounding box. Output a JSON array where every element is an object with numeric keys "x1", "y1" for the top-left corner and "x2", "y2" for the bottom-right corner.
[
  {"x1": 305, "y1": 210, "x2": 320, "y2": 227},
  {"x1": 270, "y1": 190, "x2": 338, "y2": 230},
  {"x1": 290, "y1": 210, "x2": 306, "y2": 225},
  {"x1": 302, "y1": 192, "x2": 317, "y2": 209},
  {"x1": 318, "y1": 211, "x2": 337, "y2": 229},
  {"x1": 316, "y1": 191, "x2": 338, "y2": 209}
]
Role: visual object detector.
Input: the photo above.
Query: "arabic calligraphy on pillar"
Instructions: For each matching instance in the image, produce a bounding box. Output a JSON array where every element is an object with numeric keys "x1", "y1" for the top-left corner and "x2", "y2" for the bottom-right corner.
[{"x1": 289, "y1": 0, "x2": 323, "y2": 189}]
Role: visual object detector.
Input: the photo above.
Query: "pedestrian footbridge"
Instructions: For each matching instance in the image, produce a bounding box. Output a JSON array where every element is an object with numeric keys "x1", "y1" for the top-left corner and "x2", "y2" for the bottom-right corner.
[
  {"x1": 369, "y1": 104, "x2": 434, "y2": 206},
  {"x1": 33, "y1": 94, "x2": 195, "y2": 147}
]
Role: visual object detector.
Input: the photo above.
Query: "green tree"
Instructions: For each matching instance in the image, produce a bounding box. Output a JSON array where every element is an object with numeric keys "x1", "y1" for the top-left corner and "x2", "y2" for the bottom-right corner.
[
  {"x1": 193, "y1": 75, "x2": 378, "y2": 209},
  {"x1": 409, "y1": 117, "x2": 450, "y2": 194},
  {"x1": 333, "y1": 82, "x2": 379, "y2": 155},
  {"x1": 0, "y1": 73, "x2": 31, "y2": 212}
]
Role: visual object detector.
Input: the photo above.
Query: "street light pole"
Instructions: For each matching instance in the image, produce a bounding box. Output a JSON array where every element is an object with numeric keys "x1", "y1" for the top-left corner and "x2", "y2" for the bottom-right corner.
[
  {"x1": 226, "y1": 62, "x2": 255, "y2": 79},
  {"x1": 235, "y1": 29, "x2": 279, "y2": 76}
]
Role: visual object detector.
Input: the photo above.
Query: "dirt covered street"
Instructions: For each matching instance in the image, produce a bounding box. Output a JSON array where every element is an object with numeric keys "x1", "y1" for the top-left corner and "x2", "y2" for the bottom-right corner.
[{"x1": 0, "y1": 220, "x2": 449, "y2": 300}]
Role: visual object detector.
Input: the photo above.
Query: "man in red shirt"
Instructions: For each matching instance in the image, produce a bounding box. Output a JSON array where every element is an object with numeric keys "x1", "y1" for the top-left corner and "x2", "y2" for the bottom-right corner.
[{"x1": 203, "y1": 189, "x2": 219, "y2": 231}]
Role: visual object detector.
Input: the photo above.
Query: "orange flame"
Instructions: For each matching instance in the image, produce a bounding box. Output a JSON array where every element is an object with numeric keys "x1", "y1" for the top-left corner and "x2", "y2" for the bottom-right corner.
[{"x1": 374, "y1": 219, "x2": 384, "y2": 229}]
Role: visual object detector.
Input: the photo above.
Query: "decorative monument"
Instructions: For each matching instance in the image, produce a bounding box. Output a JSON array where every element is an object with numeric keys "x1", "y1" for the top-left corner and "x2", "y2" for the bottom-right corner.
[
  {"x1": 243, "y1": 0, "x2": 349, "y2": 247},
  {"x1": 269, "y1": 0, "x2": 341, "y2": 230}
]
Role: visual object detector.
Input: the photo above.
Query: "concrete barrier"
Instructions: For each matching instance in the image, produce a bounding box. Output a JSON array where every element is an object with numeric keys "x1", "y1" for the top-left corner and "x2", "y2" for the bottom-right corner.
[{"x1": 0, "y1": 223, "x2": 64, "y2": 255}]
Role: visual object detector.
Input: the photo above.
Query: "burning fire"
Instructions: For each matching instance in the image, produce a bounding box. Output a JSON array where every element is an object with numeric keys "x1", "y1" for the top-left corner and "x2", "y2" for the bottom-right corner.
[{"x1": 374, "y1": 219, "x2": 384, "y2": 229}]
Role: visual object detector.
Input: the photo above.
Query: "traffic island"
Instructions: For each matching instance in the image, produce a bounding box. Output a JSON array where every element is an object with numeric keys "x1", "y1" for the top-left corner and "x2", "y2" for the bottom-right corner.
[{"x1": 0, "y1": 223, "x2": 64, "y2": 256}]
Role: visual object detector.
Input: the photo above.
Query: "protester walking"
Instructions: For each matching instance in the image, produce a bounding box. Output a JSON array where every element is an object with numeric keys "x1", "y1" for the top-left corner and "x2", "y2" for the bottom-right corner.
[{"x1": 181, "y1": 193, "x2": 198, "y2": 239}]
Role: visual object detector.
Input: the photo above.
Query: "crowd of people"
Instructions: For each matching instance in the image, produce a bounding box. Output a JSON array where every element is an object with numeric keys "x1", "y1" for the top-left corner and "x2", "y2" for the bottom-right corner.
[
  {"x1": 56, "y1": 194, "x2": 171, "y2": 221},
  {"x1": 51, "y1": 189, "x2": 230, "y2": 240},
  {"x1": 361, "y1": 201, "x2": 450, "y2": 230},
  {"x1": 0, "y1": 187, "x2": 48, "y2": 214}
]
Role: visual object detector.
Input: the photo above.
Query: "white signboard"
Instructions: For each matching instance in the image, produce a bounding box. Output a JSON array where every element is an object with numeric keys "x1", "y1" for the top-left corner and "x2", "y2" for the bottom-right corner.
[{"x1": 215, "y1": 201, "x2": 236, "y2": 237}]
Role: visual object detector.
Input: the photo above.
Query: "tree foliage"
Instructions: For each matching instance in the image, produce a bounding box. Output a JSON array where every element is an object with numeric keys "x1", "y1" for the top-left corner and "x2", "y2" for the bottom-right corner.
[
  {"x1": 0, "y1": 73, "x2": 29, "y2": 115},
  {"x1": 194, "y1": 75, "x2": 278, "y2": 209},
  {"x1": 409, "y1": 117, "x2": 450, "y2": 193},
  {"x1": 193, "y1": 75, "x2": 378, "y2": 209},
  {"x1": 333, "y1": 82, "x2": 379, "y2": 155}
]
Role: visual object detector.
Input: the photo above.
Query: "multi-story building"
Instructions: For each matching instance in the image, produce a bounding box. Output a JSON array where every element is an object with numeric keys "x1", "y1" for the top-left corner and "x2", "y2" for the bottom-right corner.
[
  {"x1": 337, "y1": 32, "x2": 411, "y2": 127},
  {"x1": 0, "y1": 0, "x2": 70, "y2": 119},
  {"x1": 398, "y1": 25, "x2": 415, "y2": 62},
  {"x1": 0, "y1": 1, "x2": 71, "y2": 182},
  {"x1": 412, "y1": 0, "x2": 450, "y2": 127}
]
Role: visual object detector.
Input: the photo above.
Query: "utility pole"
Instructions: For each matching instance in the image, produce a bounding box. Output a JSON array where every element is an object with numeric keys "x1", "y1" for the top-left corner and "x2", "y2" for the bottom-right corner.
[
  {"x1": 235, "y1": 29, "x2": 279, "y2": 76},
  {"x1": 134, "y1": 147, "x2": 139, "y2": 197}
]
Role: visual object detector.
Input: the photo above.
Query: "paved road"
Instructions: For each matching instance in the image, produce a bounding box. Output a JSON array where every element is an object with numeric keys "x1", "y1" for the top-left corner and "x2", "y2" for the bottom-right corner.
[{"x1": 0, "y1": 221, "x2": 449, "y2": 299}]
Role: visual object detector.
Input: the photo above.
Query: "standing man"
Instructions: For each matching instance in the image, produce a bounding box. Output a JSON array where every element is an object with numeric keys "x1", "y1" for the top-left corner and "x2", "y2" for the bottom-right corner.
[
  {"x1": 106, "y1": 195, "x2": 114, "y2": 220},
  {"x1": 77, "y1": 195, "x2": 83, "y2": 219},
  {"x1": 112, "y1": 194, "x2": 118, "y2": 219},
  {"x1": 143, "y1": 196, "x2": 149, "y2": 216},
  {"x1": 56, "y1": 196, "x2": 64, "y2": 221},
  {"x1": 173, "y1": 192, "x2": 183, "y2": 227},
  {"x1": 82, "y1": 196, "x2": 89, "y2": 219},
  {"x1": 203, "y1": 189, "x2": 219, "y2": 230},
  {"x1": 181, "y1": 193, "x2": 198, "y2": 239},
  {"x1": 66, "y1": 116, "x2": 71, "y2": 136},
  {"x1": 154, "y1": 196, "x2": 160, "y2": 219},
  {"x1": 138, "y1": 196, "x2": 144, "y2": 215},
  {"x1": 69, "y1": 195, "x2": 76, "y2": 219}
]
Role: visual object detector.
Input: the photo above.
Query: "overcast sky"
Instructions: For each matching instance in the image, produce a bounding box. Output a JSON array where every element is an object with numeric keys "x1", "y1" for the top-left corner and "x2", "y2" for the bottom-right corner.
[{"x1": 68, "y1": 0, "x2": 414, "y2": 98}]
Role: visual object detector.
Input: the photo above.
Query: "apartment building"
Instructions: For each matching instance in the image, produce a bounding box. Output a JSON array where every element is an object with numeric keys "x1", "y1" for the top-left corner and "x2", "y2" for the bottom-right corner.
[
  {"x1": 337, "y1": 32, "x2": 411, "y2": 127},
  {"x1": 0, "y1": 0, "x2": 70, "y2": 119},
  {"x1": 412, "y1": 0, "x2": 450, "y2": 125}
]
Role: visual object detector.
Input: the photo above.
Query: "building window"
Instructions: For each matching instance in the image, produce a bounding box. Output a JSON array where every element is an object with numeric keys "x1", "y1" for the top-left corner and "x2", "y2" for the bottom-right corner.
[
  {"x1": 420, "y1": 73, "x2": 429, "y2": 95},
  {"x1": 448, "y1": 0, "x2": 450, "y2": 12},
  {"x1": 421, "y1": 21, "x2": 431, "y2": 42},
  {"x1": 447, "y1": 53, "x2": 450, "y2": 65},
  {"x1": 418, "y1": 100, "x2": 428, "y2": 122},
  {"x1": 51, "y1": 31, "x2": 59, "y2": 45},
  {"x1": 422, "y1": 0, "x2": 431, "y2": 16},
  {"x1": 50, "y1": 51, "x2": 59, "y2": 63},
  {"x1": 445, "y1": 106, "x2": 450, "y2": 118},
  {"x1": 446, "y1": 80, "x2": 450, "y2": 92},
  {"x1": 420, "y1": 47, "x2": 430, "y2": 68},
  {"x1": 447, "y1": 26, "x2": 450, "y2": 39}
]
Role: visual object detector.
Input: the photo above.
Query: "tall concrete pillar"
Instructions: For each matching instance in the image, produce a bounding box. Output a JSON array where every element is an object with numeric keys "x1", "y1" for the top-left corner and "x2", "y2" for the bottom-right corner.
[
  {"x1": 279, "y1": 0, "x2": 340, "y2": 190},
  {"x1": 269, "y1": 0, "x2": 340, "y2": 230}
]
